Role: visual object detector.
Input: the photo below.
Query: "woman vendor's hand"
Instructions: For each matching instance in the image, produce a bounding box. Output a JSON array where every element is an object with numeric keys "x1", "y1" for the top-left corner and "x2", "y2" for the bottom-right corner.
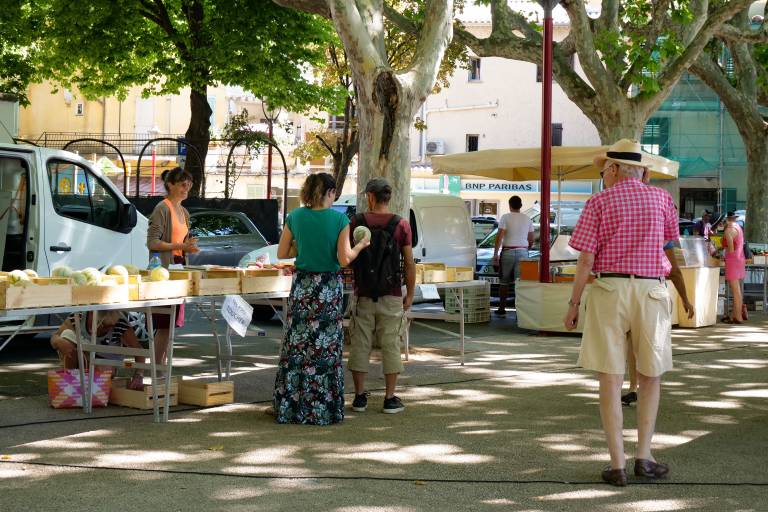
[{"x1": 183, "y1": 238, "x2": 200, "y2": 253}]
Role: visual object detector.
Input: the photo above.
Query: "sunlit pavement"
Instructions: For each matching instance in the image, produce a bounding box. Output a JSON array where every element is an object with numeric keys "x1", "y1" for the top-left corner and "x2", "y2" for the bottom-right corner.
[{"x1": 1, "y1": 308, "x2": 767, "y2": 511}]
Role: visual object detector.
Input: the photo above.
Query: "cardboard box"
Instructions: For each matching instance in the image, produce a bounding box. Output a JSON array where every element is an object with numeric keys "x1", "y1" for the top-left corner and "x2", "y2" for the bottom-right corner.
[
  {"x1": 72, "y1": 275, "x2": 130, "y2": 305},
  {"x1": 128, "y1": 272, "x2": 191, "y2": 301},
  {"x1": 446, "y1": 266, "x2": 474, "y2": 282},
  {"x1": 241, "y1": 268, "x2": 292, "y2": 294},
  {"x1": 0, "y1": 277, "x2": 72, "y2": 309},
  {"x1": 188, "y1": 268, "x2": 241, "y2": 296},
  {"x1": 178, "y1": 378, "x2": 234, "y2": 407},
  {"x1": 110, "y1": 376, "x2": 179, "y2": 409}
]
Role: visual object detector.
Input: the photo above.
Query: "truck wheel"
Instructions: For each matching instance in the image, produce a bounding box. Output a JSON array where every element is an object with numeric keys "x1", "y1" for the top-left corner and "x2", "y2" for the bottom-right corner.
[{"x1": 251, "y1": 305, "x2": 275, "y2": 323}]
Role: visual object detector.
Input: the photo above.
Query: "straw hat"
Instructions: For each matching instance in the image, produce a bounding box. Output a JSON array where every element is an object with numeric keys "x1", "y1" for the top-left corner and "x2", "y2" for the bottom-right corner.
[{"x1": 593, "y1": 139, "x2": 649, "y2": 169}]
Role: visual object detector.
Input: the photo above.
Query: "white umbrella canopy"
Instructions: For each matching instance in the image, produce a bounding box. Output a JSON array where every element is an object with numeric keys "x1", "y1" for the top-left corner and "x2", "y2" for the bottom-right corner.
[{"x1": 431, "y1": 146, "x2": 679, "y2": 181}]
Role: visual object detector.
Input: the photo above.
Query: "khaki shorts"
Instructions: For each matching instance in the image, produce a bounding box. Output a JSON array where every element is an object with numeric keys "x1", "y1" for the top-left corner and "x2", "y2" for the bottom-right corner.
[
  {"x1": 348, "y1": 295, "x2": 406, "y2": 375},
  {"x1": 578, "y1": 277, "x2": 673, "y2": 377}
]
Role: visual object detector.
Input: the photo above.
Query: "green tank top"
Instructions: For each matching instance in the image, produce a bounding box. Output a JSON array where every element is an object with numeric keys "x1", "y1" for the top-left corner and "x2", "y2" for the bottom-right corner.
[{"x1": 286, "y1": 207, "x2": 349, "y2": 272}]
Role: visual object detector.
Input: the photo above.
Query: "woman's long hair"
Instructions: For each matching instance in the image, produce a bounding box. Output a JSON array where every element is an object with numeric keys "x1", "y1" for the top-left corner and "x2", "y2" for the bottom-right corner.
[{"x1": 300, "y1": 173, "x2": 336, "y2": 208}]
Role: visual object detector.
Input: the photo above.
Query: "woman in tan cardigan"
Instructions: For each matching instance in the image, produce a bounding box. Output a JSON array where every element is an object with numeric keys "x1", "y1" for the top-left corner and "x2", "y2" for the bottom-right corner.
[{"x1": 146, "y1": 167, "x2": 199, "y2": 365}]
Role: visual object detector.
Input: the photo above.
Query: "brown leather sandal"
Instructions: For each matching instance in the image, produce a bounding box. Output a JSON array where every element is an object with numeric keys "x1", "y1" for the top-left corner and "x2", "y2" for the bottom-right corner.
[{"x1": 601, "y1": 465, "x2": 628, "y2": 486}]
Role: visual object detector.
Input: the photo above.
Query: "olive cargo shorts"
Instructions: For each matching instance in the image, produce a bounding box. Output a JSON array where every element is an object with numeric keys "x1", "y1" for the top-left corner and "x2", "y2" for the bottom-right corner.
[{"x1": 348, "y1": 295, "x2": 406, "y2": 375}]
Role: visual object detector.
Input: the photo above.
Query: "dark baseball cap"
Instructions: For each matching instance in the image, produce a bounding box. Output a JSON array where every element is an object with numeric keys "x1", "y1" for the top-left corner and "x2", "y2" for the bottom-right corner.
[{"x1": 364, "y1": 177, "x2": 392, "y2": 194}]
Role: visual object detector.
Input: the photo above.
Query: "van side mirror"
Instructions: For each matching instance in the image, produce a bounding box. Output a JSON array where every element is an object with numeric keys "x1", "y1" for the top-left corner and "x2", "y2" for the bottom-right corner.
[{"x1": 118, "y1": 203, "x2": 138, "y2": 233}]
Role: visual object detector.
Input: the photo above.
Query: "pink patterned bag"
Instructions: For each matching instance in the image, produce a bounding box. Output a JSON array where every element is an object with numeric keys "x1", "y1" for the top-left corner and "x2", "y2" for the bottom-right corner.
[{"x1": 47, "y1": 369, "x2": 112, "y2": 408}]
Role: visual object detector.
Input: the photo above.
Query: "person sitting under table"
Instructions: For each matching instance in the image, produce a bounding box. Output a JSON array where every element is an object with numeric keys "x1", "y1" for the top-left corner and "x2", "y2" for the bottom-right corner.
[{"x1": 50, "y1": 311, "x2": 147, "y2": 390}]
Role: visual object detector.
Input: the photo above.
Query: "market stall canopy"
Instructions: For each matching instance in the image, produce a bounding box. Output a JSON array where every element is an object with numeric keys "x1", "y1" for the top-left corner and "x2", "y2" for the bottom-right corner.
[{"x1": 431, "y1": 146, "x2": 679, "y2": 181}]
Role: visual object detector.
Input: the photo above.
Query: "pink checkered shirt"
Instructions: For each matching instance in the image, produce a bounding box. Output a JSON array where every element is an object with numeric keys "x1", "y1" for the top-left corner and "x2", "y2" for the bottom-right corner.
[{"x1": 569, "y1": 178, "x2": 679, "y2": 277}]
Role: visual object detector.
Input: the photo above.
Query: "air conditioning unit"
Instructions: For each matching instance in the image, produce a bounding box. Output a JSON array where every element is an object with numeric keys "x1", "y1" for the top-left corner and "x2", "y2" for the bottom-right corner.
[{"x1": 426, "y1": 140, "x2": 445, "y2": 155}]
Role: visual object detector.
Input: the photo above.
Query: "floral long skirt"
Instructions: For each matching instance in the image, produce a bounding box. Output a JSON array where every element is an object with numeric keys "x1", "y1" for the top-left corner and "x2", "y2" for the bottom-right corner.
[{"x1": 273, "y1": 270, "x2": 345, "y2": 425}]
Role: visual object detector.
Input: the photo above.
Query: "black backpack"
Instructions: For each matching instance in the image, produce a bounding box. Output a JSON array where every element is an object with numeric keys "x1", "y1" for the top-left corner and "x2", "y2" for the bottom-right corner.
[{"x1": 352, "y1": 213, "x2": 402, "y2": 301}]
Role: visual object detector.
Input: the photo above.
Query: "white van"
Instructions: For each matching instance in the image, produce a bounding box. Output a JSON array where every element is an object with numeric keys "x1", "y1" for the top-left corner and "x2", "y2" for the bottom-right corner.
[
  {"x1": 240, "y1": 192, "x2": 476, "y2": 269},
  {"x1": 1, "y1": 142, "x2": 148, "y2": 334}
]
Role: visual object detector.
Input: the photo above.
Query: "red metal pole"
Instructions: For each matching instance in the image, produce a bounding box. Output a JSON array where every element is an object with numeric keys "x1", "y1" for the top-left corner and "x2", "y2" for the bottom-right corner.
[
  {"x1": 539, "y1": 3, "x2": 554, "y2": 283},
  {"x1": 151, "y1": 146, "x2": 156, "y2": 195},
  {"x1": 267, "y1": 121, "x2": 273, "y2": 199}
]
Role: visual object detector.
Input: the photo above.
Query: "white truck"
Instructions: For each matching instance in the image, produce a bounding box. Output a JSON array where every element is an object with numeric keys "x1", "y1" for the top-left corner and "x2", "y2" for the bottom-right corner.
[{"x1": 1, "y1": 142, "x2": 149, "y2": 337}]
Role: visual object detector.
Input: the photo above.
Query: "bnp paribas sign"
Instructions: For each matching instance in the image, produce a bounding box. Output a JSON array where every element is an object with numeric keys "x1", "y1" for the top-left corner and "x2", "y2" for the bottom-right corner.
[{"x1": 461, "y1": 180, "x2": 537, "y2": 192}]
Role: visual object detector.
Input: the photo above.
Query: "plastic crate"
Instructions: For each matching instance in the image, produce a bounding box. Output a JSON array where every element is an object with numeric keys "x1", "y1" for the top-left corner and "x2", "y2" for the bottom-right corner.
[
  {"x1": 446, "y1": 309, "x2": 490, "y2": 324},
  {"x1": 444, "y1": 295, "x2": 491, "y2": 312}
]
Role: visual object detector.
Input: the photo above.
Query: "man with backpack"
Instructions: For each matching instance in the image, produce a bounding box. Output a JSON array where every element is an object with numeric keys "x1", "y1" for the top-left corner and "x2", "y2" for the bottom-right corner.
[{"x1": 348, "y1": 177, "x2": 416, "y2": 414}]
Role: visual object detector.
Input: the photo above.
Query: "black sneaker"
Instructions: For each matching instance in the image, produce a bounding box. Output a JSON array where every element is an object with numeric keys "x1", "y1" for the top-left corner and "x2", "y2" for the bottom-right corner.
[
  {"x1": 382, "y1": 395, "x2": 405, "y2": 414},
  {"x1": 352, "y1": 393, "x2": 368, "y2": 412},
  {"x1": 621, "y1": 391, "x2": 638, "y2": 406}
]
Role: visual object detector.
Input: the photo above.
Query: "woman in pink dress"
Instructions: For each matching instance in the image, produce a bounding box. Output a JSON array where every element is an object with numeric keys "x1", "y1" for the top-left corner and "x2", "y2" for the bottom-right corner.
[{"x1": 723, "y1": 212, "x2": 746, "y2": 323}]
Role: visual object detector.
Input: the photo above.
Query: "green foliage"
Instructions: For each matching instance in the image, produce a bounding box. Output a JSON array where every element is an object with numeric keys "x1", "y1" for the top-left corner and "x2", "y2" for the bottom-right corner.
[
  {"x1": 292, "y1": 130, "x2": 339, "y2": 164},
  {"x1": 0, "y1": 3, "x2": 42, "y2": 104},
  {"x1": 28, "y1": 0, "x2": 340, "y2": 113},
  {"x1": 221, "y1": 109, "x2": 270, "y2": 151},
  {"x1": 591, "y1": 1, "x2": 694, "y2": 96}
]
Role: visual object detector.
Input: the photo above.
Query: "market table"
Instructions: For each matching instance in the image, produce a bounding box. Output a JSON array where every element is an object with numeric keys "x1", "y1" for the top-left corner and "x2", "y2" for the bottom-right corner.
[
  {"x1": 405, "y1": 280, "x2": 489, "y2": 366},
  {"x1": 0, "y1": 298, "x2": 183, "y2": 423},
  {"x1": 186, "y1": 292, "x2": 290, "y2": 381}
]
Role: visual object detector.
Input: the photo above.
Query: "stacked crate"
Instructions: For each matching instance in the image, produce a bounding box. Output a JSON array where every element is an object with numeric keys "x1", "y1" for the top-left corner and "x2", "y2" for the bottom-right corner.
[{"x1": 443, "y1": 281, "x2": 491, "y2": 323}]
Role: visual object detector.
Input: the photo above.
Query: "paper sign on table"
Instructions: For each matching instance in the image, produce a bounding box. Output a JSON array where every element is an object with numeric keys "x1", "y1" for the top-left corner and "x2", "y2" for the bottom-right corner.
[
  {"x1": 221, "y1": 294, "x2": 253, "y2": 338},
  {"x1": 419, "y1": 284, "x2": 440, "y2": 300}
]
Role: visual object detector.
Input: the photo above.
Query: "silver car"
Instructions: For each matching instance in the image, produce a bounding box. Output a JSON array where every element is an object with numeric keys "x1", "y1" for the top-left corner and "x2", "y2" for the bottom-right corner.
[{"x1": 187, "y1": 210, "x2": 269, "y2": 267}]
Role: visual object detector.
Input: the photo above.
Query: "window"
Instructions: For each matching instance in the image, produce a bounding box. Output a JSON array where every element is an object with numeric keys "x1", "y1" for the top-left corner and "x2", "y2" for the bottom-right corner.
[
  {"x1": 47, "y1": 160, "x2": 121, "y2": 231},
  {"x1": 190, "y1": 213, "x2": 251, "y2": 237},
  {"x1": 328, "y1": 115, "x2": 346, "y2": 130},
  {"x1": 551, "y1": 123, "x2": 563, "y2": 146},
  {"x1": 641, "y1": 117, "x2": 670, "y2": 156},
  {"x1": 537, "y1": 54, "x2": 575, "y2": 82},
  {"x1": 468, "y1": 57, "x2": 481, "y2": 81},
  {"x1": 75, "y1": 103, "x2": 84, "y2": 116},
  {"x1": 466, "y1": 134, "x2": 479, "y2": 152}
]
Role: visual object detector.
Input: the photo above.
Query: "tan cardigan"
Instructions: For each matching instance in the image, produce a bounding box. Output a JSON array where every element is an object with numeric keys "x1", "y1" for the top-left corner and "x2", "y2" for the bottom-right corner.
[{"x1": 146, "y1": 200, "x2": 191, "y2": 267}]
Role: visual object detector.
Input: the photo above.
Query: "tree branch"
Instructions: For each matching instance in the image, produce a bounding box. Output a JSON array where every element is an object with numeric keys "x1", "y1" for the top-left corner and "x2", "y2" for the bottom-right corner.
[
  {"x1": 272, "y1": 0, "x2": 330, "y2": 17},
  {"x1": 329, "y1": 0, "x2": 386, "y2": 73},
  {"x1": 561, "y1": 0, "x2": 614, "y2": 95},
  {"x1": 316, "y1": 134, "x2": 338, "y2": 158},
  {"x1": 716, "y1": 23, "x2": 768, "y2": 44},
  {"x1": 403, "y1": 0, "x2": 453, "y2": 101}
]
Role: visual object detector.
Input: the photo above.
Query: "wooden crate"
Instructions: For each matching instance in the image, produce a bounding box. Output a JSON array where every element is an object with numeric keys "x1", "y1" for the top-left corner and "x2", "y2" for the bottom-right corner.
[
  {"x1": 446, "y1": 266, "x2": 473, "y2": 282},
  {"x1": 110, "y1": 376, "x2": 179, "y2": 409},
  {"x1": 72, "y1": 275, "x2": 130, "y2": 305},
  {"x1": 421, "y1": 263, "x2": 448, "y2": 283},
  {"x1": 188, "y1": 268, "x2": 242, "y2": 296},
  {"x1": 128, "y1": 272, "x2": 191, "y2": 301},
  {"x1": 241, "y1": 268, "x2": 292, "y2": 294},
  {"x1": 0, "y1": 277, "x2": 72, "y2": 309},
  {"x1": 178, "y1": 378, "x2": 234, "y2": 407}
]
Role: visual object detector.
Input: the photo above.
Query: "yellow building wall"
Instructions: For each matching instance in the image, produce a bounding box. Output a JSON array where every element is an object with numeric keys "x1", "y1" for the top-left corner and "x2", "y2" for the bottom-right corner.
[
  {"x1": 20, "y1": 82, "x2": 233, "y2": 140},
  {"x1": 19, "y1": 83, "x2": 106, "y2": 138}
]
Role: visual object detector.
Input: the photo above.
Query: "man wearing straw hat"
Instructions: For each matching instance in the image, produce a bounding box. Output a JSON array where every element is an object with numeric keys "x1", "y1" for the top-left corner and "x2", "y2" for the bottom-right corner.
[{"x1": 563, "y1": 139, "x2": 679, "y2": 487}]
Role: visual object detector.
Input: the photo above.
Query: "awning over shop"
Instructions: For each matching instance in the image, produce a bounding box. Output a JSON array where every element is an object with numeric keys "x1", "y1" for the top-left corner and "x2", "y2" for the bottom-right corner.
[{"x1": 431, "y1": 146, "x2": 679, "y2": 181}]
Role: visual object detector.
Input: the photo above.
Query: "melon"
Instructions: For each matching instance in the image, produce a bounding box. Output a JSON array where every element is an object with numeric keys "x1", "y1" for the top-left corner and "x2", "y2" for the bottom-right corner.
[
  {"x1": 23, "y1": 269, "x2": 38, "y2": 278},
  {"x1": 124, "y1": 264, "x2": 141, "y2": 275},
  {"x1": 107, "y1": 265, "x2": 128, "y2": 277},
  {"x1": 353, "y1": 225, "x2": 371, "y2": 243},
  {"x1": 70, "y1": 271, "x2": 87, "y2": 286},
  {"x1": 80, "y1": 268, "x2": 102, "y2": 286},
  {"x1": 51, "y1": 265, "x2": 73, "y2": 278},
  {"x1": 150, "y1": 267, "x2": 170, "y2": 282},
  {"x1": 8, "y1": 270, "x2": 31, "y2": 287}
]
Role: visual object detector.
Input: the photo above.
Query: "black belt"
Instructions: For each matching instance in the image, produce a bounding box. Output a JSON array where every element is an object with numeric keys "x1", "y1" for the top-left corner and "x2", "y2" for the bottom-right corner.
[{"x1": 597, "y1": 273, "x2": 663, "y2": 281}]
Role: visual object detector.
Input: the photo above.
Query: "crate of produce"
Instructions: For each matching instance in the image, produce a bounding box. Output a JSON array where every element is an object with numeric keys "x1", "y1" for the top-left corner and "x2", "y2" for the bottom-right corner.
[
  {"x1": 446, "y1": 266, "x2": 474, "y2": 282},
  {"x1": 72, "y1": 275, "x2": 130, "y2": 305},
  {"x1": 188, "y1": 268, "x2": 242, "y2": 296},
  {"x1": 178, "y1": 378, "x2": 234, "y2": 407},
  {"x1": 110, "y1": 376, "x2": 179, "y2": 409},
  {"x1": 128, "y1": 271, "x2": 191, "y2": 301},
  {"x1": 418, "y1": 263, "x2": 448, "y2": 283},
  {"x1": 0, "y1": 275, "x2": 72, "y2": 309},
  {"x1": 241, "y1": 268, "x2": 292, "y2": 294}
]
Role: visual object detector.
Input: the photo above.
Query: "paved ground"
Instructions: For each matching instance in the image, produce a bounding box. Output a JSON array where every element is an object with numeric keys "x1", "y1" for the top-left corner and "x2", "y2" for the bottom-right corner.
[{"x1": 1, "y1": 305, "x2": 767, "y2": 512}]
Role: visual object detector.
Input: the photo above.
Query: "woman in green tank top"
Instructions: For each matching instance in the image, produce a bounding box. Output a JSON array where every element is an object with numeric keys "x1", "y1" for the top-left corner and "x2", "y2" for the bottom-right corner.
[{"x1": 272, "y1": 173, "x2": 369, "y2": 425}]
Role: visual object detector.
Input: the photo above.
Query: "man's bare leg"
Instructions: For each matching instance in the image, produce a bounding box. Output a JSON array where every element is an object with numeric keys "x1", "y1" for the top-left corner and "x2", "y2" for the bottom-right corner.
[
  {"x1": 384, "y1": 373, "x2": 398, "y2": 399},
  {"x1": 636, "y1": 373, "x2": 661, "y2": 461},
  {"x1": 599, "y1": 372, "x2": 626, "y2": 469}
]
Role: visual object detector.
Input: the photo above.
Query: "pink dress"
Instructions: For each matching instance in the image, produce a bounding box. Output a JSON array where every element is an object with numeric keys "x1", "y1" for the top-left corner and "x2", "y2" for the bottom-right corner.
[{"x1": 724, "y1": 224, "x2": 746, "y2": 281}]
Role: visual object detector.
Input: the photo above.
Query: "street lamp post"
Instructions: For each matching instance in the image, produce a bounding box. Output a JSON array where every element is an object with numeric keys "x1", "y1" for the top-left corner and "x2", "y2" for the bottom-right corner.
[{"x1": 537, "y1": 0, "x2": 560, "y2": 283}]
